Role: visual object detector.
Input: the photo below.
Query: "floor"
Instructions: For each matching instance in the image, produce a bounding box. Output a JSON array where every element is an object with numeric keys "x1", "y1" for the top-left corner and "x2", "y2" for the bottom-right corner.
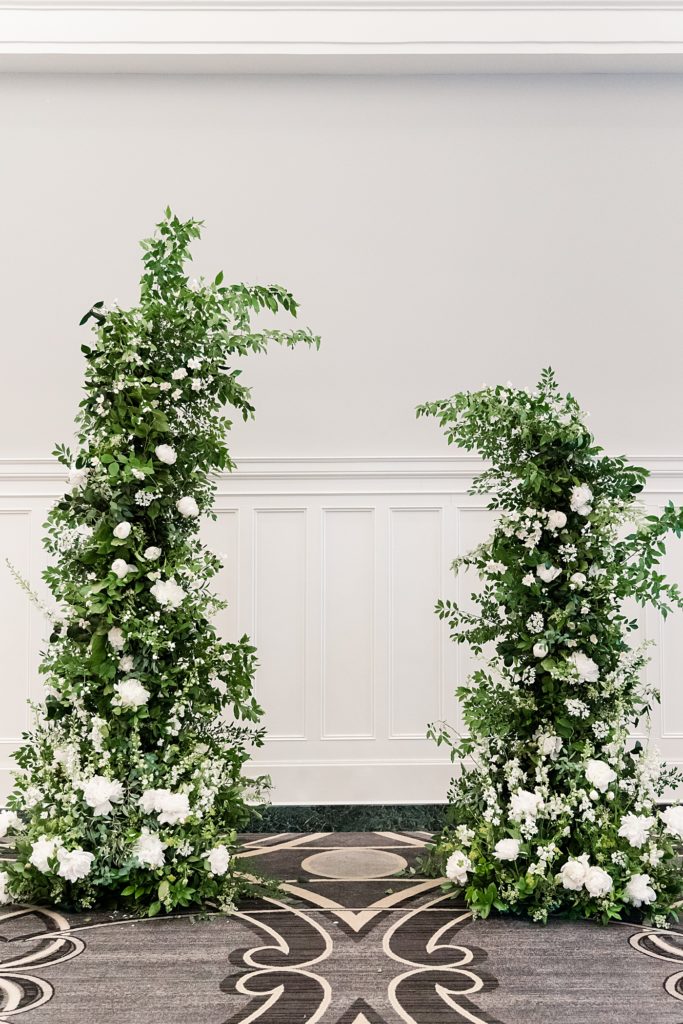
[{"x1": 1, "y1": 832, "x2": 682, "y2": 1023}]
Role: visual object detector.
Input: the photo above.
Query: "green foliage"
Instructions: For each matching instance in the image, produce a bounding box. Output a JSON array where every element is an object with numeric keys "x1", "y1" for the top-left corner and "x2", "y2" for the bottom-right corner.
[
  {"x1": 1, "y1": 211, "x2": 319, "y2": 913},
  {"x1": 418, "y1": 368, "x2": 683, "y2": 925}
]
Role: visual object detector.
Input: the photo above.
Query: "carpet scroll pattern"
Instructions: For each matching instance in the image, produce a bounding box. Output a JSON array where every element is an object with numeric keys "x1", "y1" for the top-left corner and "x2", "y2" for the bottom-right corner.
[{"x1": 1, "y1": 831, "x2": 682, "y2": 1022}]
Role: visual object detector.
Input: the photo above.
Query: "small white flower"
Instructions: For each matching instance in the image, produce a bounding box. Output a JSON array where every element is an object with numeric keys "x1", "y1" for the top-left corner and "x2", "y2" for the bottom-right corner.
[
  {"x1": 29, "y1": 835, "x2": 62, "y2": 873},
  {"x1": 111, "y1": 558, "x2": 133, "y2": 580},
  {"x1": 660, "y1": 804, "x2": 683, "y2": 839},
  {"x1": 522, "y1": 573, "x2": 535, "y2": 587},
  {"x1": 618, "y1": 813, "x2": 655, "y2": 849},
  {"x1": 119, "y1": 654, "x2": 134, "y2": 672},
  {"x1": 570, "y1": 484, "x2": 593, "y2": 516},
  {"x1": 144, "y1": 546, "x2": 162, "y2": 561},
  {"x1": 133, "y1": 829, "x2": 167, "y2": 869},
  {"x1": 570, "y1": 572, "x2": 587, "y2": 590},
  {"x1": 207, "y1": 845, "x2": 230, "y2": 876},
  {"x1": 187, "y1": 278, "x2": 201, "y2": 292},
  {"x1": 558, "y1": 854, "x2": 590, "y2": 891},
  {"x1": 625, "y1": 873, "x2": 657, "y2": 907},
  {"x1": 150, "y1": 578, "x2": 186, "y2": 609},
  {"x1": 171, "y1": 367, "x2": 187, "y2": 380},
  {"x1": 0, "y1": 810, "x2": 21, "y2": 838},
  {"x1": 493, "y1": 838, "x2": 520, "y2": 862},
  {"x1": 82, "y1": 776, "x2": 124, "y2": 817},
  {"x1": 0, "y1": 870, "x2": 9, "y2": 905},
  {"x1": 108, "y1": 626, "x2": 125, "y2": 651},
  {"x1": 155, "y1": 444, "x2": 177, "y2": 465},
  {"x1": 56, "y1": 847, "x2": 94, "y2": 883},
  {"x1": 536, "y1": 564, "x2": 561, "y2": 584},
  {"x1": 533, "y1": 642, "x2": 549, "y2": 659},
  {"x1": 584, "y1": 865, "x2": 613, "y2": 898},
  {"x1": 538, "y1": 733, "x2": 562, "y2": 760},
  {"x1": 569, "y1": 651, "x2": 599, "y2": 684},
  {"x1": 546, "y1": 510, "x2": 567, "y2": 531},
  {"x1": 187, "y1": 356, "x2": 202, "y2": 370},
  {"x1": 509, "y1": 789, "x2": 544, "y2": 821},
  {"x1": 585, "y1": 759, "x2": 617, "y2": 793},
  {"x1": 176, "y1": 496, "x2": 199, "y2": 517},
  {"x1": 67, "y1": 466, "x2": 89, "y2": 490},
  {"x1": 113, "y1": 679, "x2": 150, "y2": 709},
  {"x1": 113, "y1": 521, "x2": 131, "y2": 540},
  {"x1": 445, "y1": 850, "x2": 471, "y2": 885}
]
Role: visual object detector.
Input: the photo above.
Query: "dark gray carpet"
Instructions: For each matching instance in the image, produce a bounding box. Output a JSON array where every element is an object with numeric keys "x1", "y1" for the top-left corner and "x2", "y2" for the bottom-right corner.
[{"x1": 1, "y1": 832, "x2": 682, "y2": 1022}]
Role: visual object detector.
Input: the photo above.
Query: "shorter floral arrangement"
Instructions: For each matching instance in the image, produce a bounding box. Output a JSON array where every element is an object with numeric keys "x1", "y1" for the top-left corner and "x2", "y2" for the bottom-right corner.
[
  {"x1": 0, "y1": 211, "x2": 319, "y2": 914},
  {"x1": 418, "y1": 369, "x2": 683, "y2": 924}
]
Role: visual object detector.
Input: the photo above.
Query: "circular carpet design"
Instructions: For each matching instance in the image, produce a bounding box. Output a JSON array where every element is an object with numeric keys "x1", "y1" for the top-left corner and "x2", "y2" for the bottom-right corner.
[{"x1": 301, "y1": 847, "x2": 408, "y2": 879}]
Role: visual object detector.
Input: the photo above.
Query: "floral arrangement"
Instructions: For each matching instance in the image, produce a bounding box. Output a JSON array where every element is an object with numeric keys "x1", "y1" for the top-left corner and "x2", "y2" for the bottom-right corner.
[
  {"x1": 0, "y1": 211, "x2": 319, "y2": 914},
  {"x1": 417, "y1": 369, "x2": 683, "y2": 924}
]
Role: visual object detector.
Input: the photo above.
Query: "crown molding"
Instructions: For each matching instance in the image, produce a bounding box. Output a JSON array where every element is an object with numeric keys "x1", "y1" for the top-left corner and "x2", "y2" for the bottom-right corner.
[{"x1": 2, "y1": 1, "x2": 683, "y2": 74}]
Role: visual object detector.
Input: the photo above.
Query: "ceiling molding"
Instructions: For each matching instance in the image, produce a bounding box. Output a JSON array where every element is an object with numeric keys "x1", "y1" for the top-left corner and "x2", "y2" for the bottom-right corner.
[{"x1": 2, "y1": 1, "x2": 683, "y2": 73}]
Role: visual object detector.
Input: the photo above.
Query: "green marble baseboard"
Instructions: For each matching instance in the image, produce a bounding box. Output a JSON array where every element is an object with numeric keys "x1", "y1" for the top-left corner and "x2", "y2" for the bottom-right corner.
[{"x1": 247, "y1": 803, "x2": 447, "y2": 833}]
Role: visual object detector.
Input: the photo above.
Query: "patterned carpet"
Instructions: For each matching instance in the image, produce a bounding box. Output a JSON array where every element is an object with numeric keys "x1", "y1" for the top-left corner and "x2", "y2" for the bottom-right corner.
[{"x1": 2, "y1": 831, "x2": 683, "y2": 1023}]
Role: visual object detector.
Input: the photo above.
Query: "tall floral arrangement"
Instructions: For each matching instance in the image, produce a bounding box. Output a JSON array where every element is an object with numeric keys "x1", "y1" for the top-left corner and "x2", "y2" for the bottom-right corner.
[
  {"x1": 0, "y1": 211, "x2": 319, "y2": 914},
  {"x1": 418, "y1": 369, "x2": 683, "y2": 924}
]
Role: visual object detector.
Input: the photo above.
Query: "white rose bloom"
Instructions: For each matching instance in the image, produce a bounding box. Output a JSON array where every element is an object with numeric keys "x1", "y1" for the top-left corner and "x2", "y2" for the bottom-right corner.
[
  {"x1": 660, "y1": 804, "x2": 683, "y2": 840},
  {"x1": 111, "y1": 558, "x2": 132, "y2": 580},
  {"x1": 558, "y1": 854, "x2": 590, "y2": 891},
  {"x1": 56, "y1": 847, "x2": 95, "y2": 883},
  {"x1": 150, "y1": 578, "x2": 186, "y2": 609},
  {"x1": 493, "y1": 838, "x2": 520, "y2": 862},
  {"x1": 155, "y1": 444, "x2": 177, "y2": 465},
  {"x1": 207, "y1": 844, "x2": 230, "y2": 876},
  {"x1": 171, "y1": 367, "x2": 188, "y2": 380},
  {"x1": 82, "y1": 776, "x2": 124, "y2": 817},
  {"x1": 538, "y1": 733, "x2": 563, "y2": 760},
  {"x1": 67, "y1": 466, "x2": 89, "y2": 490},
  {"x1": 618, "y1": 813, "x2": 655, "y2": 849},
  {"x1": 570, "y1": 483, "x2": 593, "y2": 516},
  {"x1": 0, "y1": 810, "x2": 21, "y2": 839},
  {"x1": 585, "y1": 759, "x2": 617, "y2": 793},
  {"x1": 625, "y1": 873, "x2": 657, "y2": 907},
  {"x1": 113, "y1": 679, "x2": 150, "y2": 709},
  {"x1": 569, "y1": 651, "x2": 600, "y2": 684},
  {"x1": 445, "y1": 850, "x2": 471, "y2": 885},
  {"x1": 108, "y1": 626, "x2": 125, "y2": 650},
  {"x1": 536, "y1": 564, "x2": 561, "y2": 583},
  {"x1": 0, "y1": 870, "x2": 9, "y2": 905},
  {"x1": 176, "y1": 496, "x2": 199, "y2": 518},
  {"x1": 29, "y1": 835, "x2": 62, "y2": 873},
  {"x1": 509, "y1": 789, "x2": 544, "y2": 821},
  {"x1": 113, "y1": 521, "x2": 131, "y2": 540},
  {"x1": 570, "y1": 572, "x2": 587, "y2": 590},
  {"x1": 584, "y1": 866, "x2": 613, "y2": 898},
  {"x1": 546, "y1": 510, "x2": 567, "y2": 531},
  {"x1": 144, "y1": 546, "x2": 162, "y2": 561},
  {"x1": 119, "y1": 654, "x2": 135, "y2": 672},
  {"x1": 139, "y1": 788, "x2": 190, "y2": 825},
  {"x1": 533, "y1": 642, "x2": 549, "y2": 659},
  {"x1": 133, "y1": 829, "x2": 167, "y2": 869}
]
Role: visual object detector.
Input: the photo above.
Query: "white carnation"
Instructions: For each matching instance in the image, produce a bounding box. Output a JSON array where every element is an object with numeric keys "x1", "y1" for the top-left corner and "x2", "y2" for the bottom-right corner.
[
  {"x1": 569, "y1": 651, "x2": 599, "y2": 684},
  {"x1": 155, "y1": 444, "x2": 177, "y2": 465},
  {"x1": 585, "y1": 759, "x2": 617, "y2": 793},
  {"x1": 558, "y1": 854, "x2": 590, "y2": 891},
  {"x1": 570, "y1": 483, "x2": 593, "y2": 516},
  {"x1": 493, "y1": 838, "x2": 520, "y2": 862},
  {"x1": 113, "y1": 679, "x2": 150, "y2": 709},
  {"x1": 171, "y1": 367, "x2": 187, "y2": 380},
  {"x1": 119, "y1": 654, "x2": 134, "y2": 672},
  {"x1": 445, "y1": 850, "x2": 471, "y2": 885},
  {"x1": 56, "y1": 847, "x2": 94, "y2": 883},
  {"x1": 113, "y1": 521, "x2": 131, "y2": 540},
  {"x1": 509, "y1": 789, "x2": 544, "y2": 821},
  {"x1": 82, "y1": 776, "x2": 124, "y2": 816},
  {"x1": 133, "y1": 829, "x2": 167, "y2": 869},
  {"x1": 176, "y1": 496, "x2": 199, "y2": 517},
  {"x1": 618, "y1": 813, "x2": 655, "y2": 849},
  {"x1": 150, "y1": 578, "x2": 186, "y2": 609},
  {"x1": 546, "y1": 510, "x2": 567, "y2": 531},
  {"x1": 207, "y1": 844, "x2": 230, "y2": 876},
  {"x1": 660, "y1": 804, "x2": 683, "y2": 839},
  {"x1": 625, "y1": 873, "x2": 657, "y2": 907},
  {"x1": 108, "y1": 626, "x2": 125, "y2": 650}
]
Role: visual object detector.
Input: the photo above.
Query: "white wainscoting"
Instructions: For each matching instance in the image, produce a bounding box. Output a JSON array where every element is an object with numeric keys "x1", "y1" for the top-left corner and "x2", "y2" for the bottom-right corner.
[{"x1": 1, "y1": 456, "x2": 683, "y2": 804}]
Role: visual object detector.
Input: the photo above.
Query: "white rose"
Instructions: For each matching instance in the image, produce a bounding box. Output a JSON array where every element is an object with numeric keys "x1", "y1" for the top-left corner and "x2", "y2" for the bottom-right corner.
[
  {"x1": 585, "y1": 759, "x2": 617, "y2": 793},
  {"x1": 0, "y1": 870, "x2": 9, "y2": 905},
  {"x1": 546, "y1": 510, "x2": 567, "y2": 531},
  {"x1": 133, "y1": 829, "x2": 167, "y2": 869},
  {"x1": 445, "y1": 850, "x2": 471, "y2": 885},
  {"x1": 509, "y1": 789, "x2": 544, "y2": 821},
  {"x1": 207, "y1": 844, "x2": 230, "y2": 876},
  {"x1": 536, "y1": 564, "x2": 561, "y2": 583},
  {"x1": 139, "y1": 788, "x2": 190, "y2": 825},
  {"x1": 625, "y1": 873, "x2": 657, "y2": 907},
  {"x1": 618, "y1": 813, "x2": 655, "y2": 849},
  {"x1": 0, "y1": 810, "x2": 21, "y2": 839},
  {"x1": 176, "y1": 496, "x2": 199, "y2": 518},
  {"x1": 570, "y1": 484, "x2": 593, "y2": 516},
  {"x1": 119, "y1": 655, "x2": 134, "y2": 672},
  {"x1": 155, "y1": 444, "x2": 177, "y2": 465},
  {"x1": 538, "y1": 733, "x2": 563, "y2": 760},
  {"x1": 56, "y1": 847, "x2": 95, "y2": 883},
  {"x1": 569, "y1": 651, "x2": 600, "y2": 684},
  {"x1": 150, "y1": 578, "x2": 186, "y2": 609},
  {"x1": 570, "y1": 572, "x2": 587, "y2": 590},
  {"x1": 29, "y1": 835, "x2": 62, "y2": 873},
  {"x1": 113, "y1": 521, "x2": 131, "y2": 540},
  {"x1": 584, "y1": 865, "x2": 613, "y2": 898},
  {"x1": 113, "y1": 679, "x2": 150, "y2": 709},
  {"x1": 67, "y1": 466, "x2": 89, "y2": 490},
  {"x1": 493, "y1": 838, "x2": 520, "y2": 862},
  {"x1": 533, "y1": 642, "x2": 549, "y2": 659},
  {"x1": 171, "y1": 367, "x2": 188, "y2": 380},
  {"x1": 558, "y1": 855, "x2": 590, "y2": 891},
  {"x1": 82, "y1": 776, "x2": 124, "y2": 817},
  {"x1": 111, "y1": 558, "x2": 132, "y2": 580},
  {"x1": 660, "y1": 804, "x2": 683, "y2": 840},
  {"x1": 108, "y1": 626, "x2": 125, "y2": 650},
  {"x1": 144, "y1": 546, "x2": 162, "y2": 561}
]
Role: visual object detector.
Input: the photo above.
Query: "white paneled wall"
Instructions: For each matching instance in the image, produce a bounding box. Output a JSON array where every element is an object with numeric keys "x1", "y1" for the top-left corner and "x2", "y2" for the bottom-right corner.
[{"x1": 1, "y1": 456, "x2": 683, "y2": 804}]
